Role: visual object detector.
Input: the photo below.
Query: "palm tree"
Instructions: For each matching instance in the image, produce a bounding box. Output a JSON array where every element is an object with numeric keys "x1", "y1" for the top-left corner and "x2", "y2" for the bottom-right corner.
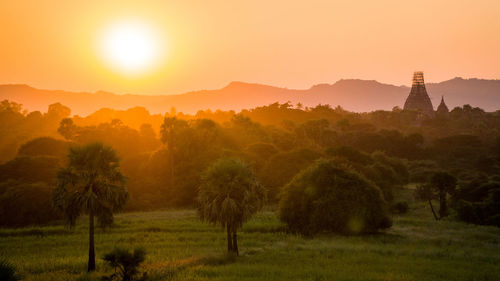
[
  {"x1": 53, "y1": 142, "x2": 128, "y2": 272},
  {"x1": 197, "y1": 158, "x2": 266, "y2": 255},
  {"x1": 160, "y1": 117, "x2": 188, "y2": 185}
]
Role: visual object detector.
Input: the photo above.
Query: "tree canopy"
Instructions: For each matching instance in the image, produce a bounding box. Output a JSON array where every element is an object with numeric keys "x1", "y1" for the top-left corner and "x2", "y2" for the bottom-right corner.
[
  {"x1": 280, "y1": 159, "x2": 392, "y2": 235},
  {"x1": 53, "y1": 142, "x2": 128, "y2": 271},
  {"x1": 198, "y1": 158, "x2": 266, "y2": 254}
]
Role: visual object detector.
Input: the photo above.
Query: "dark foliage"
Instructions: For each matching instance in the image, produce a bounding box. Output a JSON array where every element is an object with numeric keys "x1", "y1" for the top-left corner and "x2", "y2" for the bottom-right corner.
[
  {"x1": 53, "y1": 142, "x2": 128, "y2": 271},
  {"x1": 430, "y1": 172, "x2": 457, "y2": 218},
  {"x1": 324, "y1": 149, "x2": 408, "y2": 202},
  {"x1": 0, "y1": 181, "x2": 62, "y2": 226},
  {"x1": 279, "y1": 159, "x2": 392, "y2": 235},
  {"x1": 198, "y1": 158, "x2": 266, "y2": 254},
  {"x1": 453, "y1": 176, "x2": 500, "y2": 226},
  {"x1": 414, "y1": 172, "x2": 458, "y2": 221},
  {"x1": 391, "y1": 201, "x2": 409, "y2": 214},
  {"x1": 325, "y1": 146, "x2": 373, "y2": 165},
  {"x1": 408, "y1": 160, "x2": 439, "y2": 183},
  {"x1": 1, "y1": 100, "x2": 500, "y2": 228},
  {"x1": 17, "y1": 137, "x2": 72, "y2": 159},
  {"x1": 0, "y1": 259, "x2": 21, "y2": 281},
  {"x1": 261, "y1": 149, "x2": 321, "y2": 201},
  {"x1": 102, "y1": 247, "x2": 147, "y2": 281},
  {"x1": 0, "y1": 156, "x2": 60, "y2": 184}
]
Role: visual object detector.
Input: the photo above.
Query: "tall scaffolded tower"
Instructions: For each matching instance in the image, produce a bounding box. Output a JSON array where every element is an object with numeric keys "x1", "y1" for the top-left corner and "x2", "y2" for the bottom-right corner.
[{"x1": 403, "y1": 71, "x2": 434, "y2": 116}]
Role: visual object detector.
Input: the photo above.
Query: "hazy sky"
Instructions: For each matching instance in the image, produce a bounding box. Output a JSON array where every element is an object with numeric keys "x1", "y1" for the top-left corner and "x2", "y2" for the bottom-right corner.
[{"x1": 1, "y1": 0, "x2": 499, "y2": 95}]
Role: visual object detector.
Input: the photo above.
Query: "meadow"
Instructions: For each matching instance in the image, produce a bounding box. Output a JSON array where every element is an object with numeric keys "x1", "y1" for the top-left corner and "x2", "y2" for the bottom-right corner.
[{"x1": 1, "y1": 188, "x2": 500, "y2": 281}]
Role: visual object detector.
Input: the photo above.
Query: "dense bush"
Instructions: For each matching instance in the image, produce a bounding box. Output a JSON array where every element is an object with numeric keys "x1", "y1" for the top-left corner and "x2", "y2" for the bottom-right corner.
[
  {"x1": 391, "y1": 201, "x2": 409, "y2": 214},
  {"x1": 371, "y1": 151, "x2": 409, "y2": 185},
  {"x1": 261, "y1": 149, "x2": 321, "y2": 201},
  {"x1": 0, "y1": 259, "x2": 21, "y2": 281},
  {"x1": 279, "y1": 159, "x2": 392, "y2": 235},
  {"x1": 0, "y1": 180, "x2": 62, "y2": 226},
  {"x1": 0, "y1": 156, "x2": 61, "y2": 184},
  {"x1": 324, "y1": 148, "x2": 408, "y2": 202},
  {"x1": 453, "y1": 177, "x2": 500, "y2": 226}
]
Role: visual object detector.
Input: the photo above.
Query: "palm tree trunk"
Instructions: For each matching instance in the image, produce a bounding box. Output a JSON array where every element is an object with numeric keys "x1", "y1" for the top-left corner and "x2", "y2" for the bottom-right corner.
[
  {"x1": 226, "y1": 224, "x2": 233, "y2": 252},
  {"x1": 88, "y1": 209, "x2": 96, "y2": 272},
  {"x1": 428, "y1": 199, "x2": 439, "y2": 221},
  {"x1": 232, "y1": 230, "x2": 239, "y2": 256}
]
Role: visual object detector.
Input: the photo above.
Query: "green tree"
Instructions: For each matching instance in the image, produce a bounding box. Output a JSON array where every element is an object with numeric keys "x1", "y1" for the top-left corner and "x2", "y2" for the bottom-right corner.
[
  {"x1": 261, "y1": 149, "x2": 321, "y2": 201},
  {"x1": 160, "y1": 117, "x2": 188, "y2": 185},
  {"x1": 431, "y1": 172, "x2": 457, "y2": 218},
  {"x1": 415, "y1": 172, "x2": 456, "y2": 220},
  {"x1": 52, "y1": 142, "x2": 128, "y2": 272},
  {"x1": 197, "y1": 158, "x2": 266, "y2": 255},
  {"x1": 58, "y1": 118, "x2": 78, "y2": 140},
  {"x1": 0, "y1": 181, "x2": 62, "y2": 227},
  {"x1": 17, "y1": 137, "x2": 72, "y2": 159},
  {"x1": 279, "y1": 159, "x2": 392, "y2": 235},
  {"x1": 415, "y1": 183, "x2": 439, "y2": 220}
]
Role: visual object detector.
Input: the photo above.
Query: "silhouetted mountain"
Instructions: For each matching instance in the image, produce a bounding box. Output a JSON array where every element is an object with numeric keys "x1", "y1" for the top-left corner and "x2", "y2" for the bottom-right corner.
[
  {"x1": 1, "y1": 77, "x2": 499, "y2": 116},
  {"x1": 426, "y1": 78, "x2": 500, "y2": 112}
]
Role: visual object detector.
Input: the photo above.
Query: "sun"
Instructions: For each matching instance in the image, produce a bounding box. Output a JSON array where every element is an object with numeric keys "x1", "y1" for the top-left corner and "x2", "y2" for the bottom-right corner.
[{"x1": 99, "y1": 20, "x2": 162, "y2": 75}]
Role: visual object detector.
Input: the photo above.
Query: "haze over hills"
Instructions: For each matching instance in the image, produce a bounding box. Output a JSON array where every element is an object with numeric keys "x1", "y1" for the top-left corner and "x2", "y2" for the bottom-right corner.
[{"x1": 1, "y1": 77, "x2": 499, "y2": 116}]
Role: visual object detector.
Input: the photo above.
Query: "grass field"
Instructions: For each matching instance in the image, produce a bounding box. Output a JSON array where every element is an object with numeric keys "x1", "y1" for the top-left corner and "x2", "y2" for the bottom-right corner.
[{"x1": 1, "y1": 188, "x2": 500, "y2": 281}]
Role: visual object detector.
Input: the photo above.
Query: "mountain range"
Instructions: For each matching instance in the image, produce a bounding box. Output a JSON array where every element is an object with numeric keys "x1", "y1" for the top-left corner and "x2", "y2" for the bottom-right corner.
[{"x1": 1, "y1": 77, "x2": 499, "y2": 116}]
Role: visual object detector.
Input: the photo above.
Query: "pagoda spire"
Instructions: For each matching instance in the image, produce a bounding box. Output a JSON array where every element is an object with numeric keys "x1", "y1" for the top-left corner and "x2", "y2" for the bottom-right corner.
[
  {"x1": 436, "y1": 95, "x2": 449, "y2": 115},
  {"x1": 403, "y1": 71, "x2": 434, "y2": 116}
]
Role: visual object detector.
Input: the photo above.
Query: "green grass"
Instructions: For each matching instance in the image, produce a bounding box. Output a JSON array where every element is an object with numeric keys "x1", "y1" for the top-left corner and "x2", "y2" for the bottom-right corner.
[{"x1": 1, "y1": 188, "x2": 500, "y2": 281}]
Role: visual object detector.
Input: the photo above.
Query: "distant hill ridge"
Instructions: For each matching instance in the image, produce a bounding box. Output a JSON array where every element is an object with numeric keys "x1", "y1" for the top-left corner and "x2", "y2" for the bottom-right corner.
[{"x1": 1, "y1": 77, "x2": 499, "y2": 116}]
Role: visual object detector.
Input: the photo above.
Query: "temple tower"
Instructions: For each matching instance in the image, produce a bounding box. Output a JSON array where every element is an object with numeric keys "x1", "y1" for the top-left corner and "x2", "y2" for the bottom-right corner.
[
  {"x1": 403, "y1": 71, "x2": 434, "y2": 116},
  {"x1": 436, "y1": 96, "x2": 449, "y2": 115}
]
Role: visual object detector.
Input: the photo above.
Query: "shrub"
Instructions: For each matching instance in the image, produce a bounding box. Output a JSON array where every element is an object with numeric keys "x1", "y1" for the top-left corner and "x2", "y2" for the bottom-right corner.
[
  {"x1": 452, "y1": 177, "x2": 500, "y2": 227},
  {"x1": 486, "y1": 214, "x2": 500, "y2": 227},
  {"x1": 279, "y1": 159, "x2": 392, "y2": 235},
  {"x1": 0, "y1": 180, "x2": 62, "y2": 227},
  {"x1": 391, "y1": 201, "x2": 409, "y2": 214},
  {"x1": 261, "y1": 149, "x2": 321, "y2": 201},
  {"x1": 371, "y1": 151, "x2": 409, "y2": 184},
  {"x1": 0, "y1": 259, "x2": 21, "y2": 281},
  {"x1": 455, "y1": 200, "x2": 484, "y2": 224},
  {"x1": 101, "y1": 247, "x2": 147, "y2": 281},
  {"x1": 324, "y1": 148, "x2": 408, "y2": 202},
  {"x1": 0, "y1": 156, "x2": 60, "y2": 184},
  {"x1": 366, "y1": 162, "x2": 397, "y2": 201}
]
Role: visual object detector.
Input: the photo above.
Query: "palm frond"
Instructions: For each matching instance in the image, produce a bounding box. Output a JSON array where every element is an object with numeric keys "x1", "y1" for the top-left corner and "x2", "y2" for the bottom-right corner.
[{"x1": 53, "y1": 142, "x2": 128, "y2": 228}]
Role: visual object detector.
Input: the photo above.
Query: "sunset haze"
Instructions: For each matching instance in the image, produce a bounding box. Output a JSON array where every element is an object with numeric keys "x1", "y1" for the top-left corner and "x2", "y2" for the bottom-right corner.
[{"x1": 1, "y1": 0, "x2": 499, "y2": 95}]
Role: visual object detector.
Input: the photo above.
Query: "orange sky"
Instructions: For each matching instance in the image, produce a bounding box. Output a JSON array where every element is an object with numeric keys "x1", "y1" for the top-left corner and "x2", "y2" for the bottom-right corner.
[{"x1": 1, "y1": 0, "x2": 499, "y2": 95}]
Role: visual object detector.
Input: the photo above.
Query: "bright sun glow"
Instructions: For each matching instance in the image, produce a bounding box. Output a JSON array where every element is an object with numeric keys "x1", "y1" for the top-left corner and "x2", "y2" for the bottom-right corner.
[{"x1": 99, "y1": 20, "x2": 162, "y2": 74}]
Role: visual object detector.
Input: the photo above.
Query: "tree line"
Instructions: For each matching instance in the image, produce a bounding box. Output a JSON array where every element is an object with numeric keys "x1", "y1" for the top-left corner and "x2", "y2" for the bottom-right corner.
[{"x1": 0, "y1": 100, "x2": 499, "y2": 228}]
